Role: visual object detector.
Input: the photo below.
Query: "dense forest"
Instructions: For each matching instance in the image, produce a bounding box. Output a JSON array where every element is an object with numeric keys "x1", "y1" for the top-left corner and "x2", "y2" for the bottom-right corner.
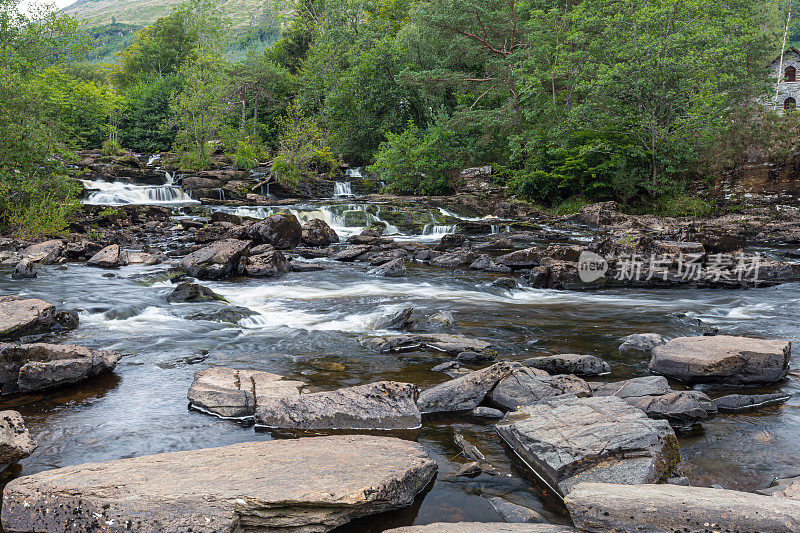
[{"x1": 1, "y1": 0, "x2": 798, "y2": 236}]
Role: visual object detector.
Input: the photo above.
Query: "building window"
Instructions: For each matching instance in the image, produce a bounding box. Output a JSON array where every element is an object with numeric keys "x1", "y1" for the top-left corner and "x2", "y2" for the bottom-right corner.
[
  {"x1": 785, "y1": 97, "x2": 797, "y2": 110},
  {"x1": 787, "y1": 66, "x2": 797, "y2": 82}
]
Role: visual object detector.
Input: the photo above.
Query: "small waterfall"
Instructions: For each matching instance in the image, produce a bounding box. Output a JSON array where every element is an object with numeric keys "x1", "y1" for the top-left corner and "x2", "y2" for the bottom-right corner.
[
  {"x1": 345, "y1": 167, "x2": 363, "y2": 178},
  {"x1": 422, "y1": 224, "x2": 458, "y2": 236},
  {"x1": 214, "y1": 188, "x2": 226, "y2": 201},
  {"x1": 259, "y1": 183, "x2": 272, "y2": 197},
  {"x1": 147, "y1": 154, "x2": 161, "y2": 166},
  {"x1": 80, "y1": 175, "x2": 198, "y2": 206},
  {"x1": 333, "y1": 182, "x2": 354, "y2": 198}
]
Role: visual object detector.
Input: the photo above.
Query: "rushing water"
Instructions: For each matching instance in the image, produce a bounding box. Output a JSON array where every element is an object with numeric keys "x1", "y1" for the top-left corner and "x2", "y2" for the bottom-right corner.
[
  {"x1": 333, "y1": 181, "x2": 354, "y2": 198},
  {"x1": 2, "y1": 193, "x2": 800, "y2": 529},
  {"x1": 81, "y1": 173, "x2": 199, "y2": 206}
]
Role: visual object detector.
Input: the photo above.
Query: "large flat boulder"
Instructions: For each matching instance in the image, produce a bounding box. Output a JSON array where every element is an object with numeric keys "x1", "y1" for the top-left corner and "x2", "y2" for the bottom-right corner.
[
  {"x1": 649, "y1": 335, "x2": 791, "y2": 384},
  {"x1": 23, "y1": 239, "x2": 64, "y2": 264},
  {"x1": 0, "y1": 296, "x2": 76, "y2": 341},
  {"x1": 361, "y1": 333, "x2": 493, "y2": 355},
  {"x1": 387, "y1": 524, "x2": 576, "y2": 532},
  {"x1": 0, "y1": 411, "x2": 36, "y2": 463},
  {"x1": 1, "y1": 436, "x2": 437, "y2": 533},
  {"x1": 187, "y1": 367, "x2": 304, "y2": 418},
  {"x1": 418, "y1": 362, "x2": 514, "y2": 414},
  {"x1": 180, "y1": 238, "x2": 251, "y2": 280},
  {"x1": 87, "y1": 244, "x2": 129, "y2": 268},
  {"x1": 565, "y1": 482, "x2": 800, "y2": 532},
  {"x1": 0, "y1": 343, "x2": 121, "y2": 395},
  {"x1": 496, "y1": 396, "x2": 679, "y2": 496},
  {"x1": 523, "y1": 354, "x2": 610, "y2": 376},
  {"x1": 255, "y1": 381, "x2": 421, "y2": 430},
  {"x1": 489, "y1": 367, "x2": 561, "y2": 411},
  {"x1": 244, "y1": 213, "x2": 302, "y2": 250}
]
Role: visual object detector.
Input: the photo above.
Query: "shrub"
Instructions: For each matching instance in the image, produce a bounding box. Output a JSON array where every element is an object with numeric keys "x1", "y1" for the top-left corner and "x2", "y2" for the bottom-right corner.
[
  {"x1": 0, "y1": 173, "x2": 80, "y2": 237},
  {"x1": 272, "y1": 104, "x2": 340, "y2": 184}
]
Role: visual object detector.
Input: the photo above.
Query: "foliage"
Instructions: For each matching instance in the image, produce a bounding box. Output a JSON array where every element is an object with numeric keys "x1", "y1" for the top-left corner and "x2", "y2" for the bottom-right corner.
[
  {"x1": 120, "y1": 73, "x2": 182, "y2": 152},
  {"x1": 272, "y1": 104, "x2": 340, "y2": 183}
]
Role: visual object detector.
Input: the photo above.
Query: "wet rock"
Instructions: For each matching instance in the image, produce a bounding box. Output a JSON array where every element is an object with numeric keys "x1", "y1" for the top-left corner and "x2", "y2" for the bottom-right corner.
[
  {"x1": 87, "y1": 244, "x2": 129, "y2": 268},
  {"x1": 369, "y1": 257, "x2": 407, "y2": 277},
  {"x1": 485, "y1": 496, "x2": 546, "y2": 524},
  {"x1": 474, "y1": 238, "x2": 514, "y2": 252},
  {"x1": 417, "y1": 362, "x2": 514, "y2": 414},
  {"x1": 547, "y1": 374, "x2": 591, "y2": 397},
  {"x1": 255, "y1": 381, "x2": 421, "y2": 430},
  {"x1": 0, "y1": 343, "x2": 121, "y2": 395},
  {"x1": 1, "y1": 435, "x2": 438, "y2": 533},
  {"x1": 649, "y1": 335, "x2": 791, "y2": 384},
  {"x1": 376, "y1": 308, "x2": 414, "y2": 330},
  {"x1": 244, "y1": 213, "x2": 302, "y2": 250},
  {"x1": 619, "y1": 332, "x2": 666, "y2": 354},
  {"x1": 23, "y1": 239, "x2": 64, "y2": 264},
  {"x1": 453, "y1": 432, "x2": 486, "y2": 462},
  {"x1": 427, "y1": 310, "x2": 455, "y2": 328},
  {"x1": 456, "y1": 350, "x2": 495, "y2": 363},
  {"x1": 574, "y1": 201, "x2": 628, "y2": 226},
  {"x1": 714, "y1": 392, "x2": 792, "y2": 412},
  {"x1": 523, "y1": 354, "x2": 610, "y2": 376},
  {"x1": 757, "y1": 475, "x2": 800, "y2": 498},
  {"x1": 434, "y1": 234, "x2": 467, "y2": 251},
  {"x1": 0, "y1": 411, "x2": 36, "y2": 463},
  {"x1": 209, "y1": 211, "x2": 242, "y2": 225},
  {"x1": 166, "y1": 282, "x2": 225, "y2": 303},
  {"x1": 11, "y1": 259, "x2": 36, "y2": 280},
  {"x1": 185, "y1": 306, "x2": 254, "y2": 323},
  {"x1": 453, "y1": 462, "x2": 483, "y2": 477},
  {"x1": 180, "y1": 238, "x2": 251, "y2": 280},
  {"x1": 626, "y1": 391, "x2": 717, "y2": 426},
  {"x1": 0, "y1": 296, "x2": 77, "y2": 341},
  {"x1": 387, "y1": 524, "x2": 575, "y2": 532},
  {"x1": 361, "y1": 333, "x2": 493, "y2": 355},
  {"x1": 290, "y1": 260, "x2": 325, "y2": 272},
  {"x1": 590, "y1": 376, "x2": 671, "y2": 398},
  {"x1": 187, "y1": 367, "x2": 303, "y2": 418},
  {"x1": 489, "y1": 366, "x2": 561, "y2": 411},
  {"x1": 471, "y1": 406, "x2": 503, "y2": 418},
  {"x1": 243, "y1": 249, "x2": 291, "y2": 277},
  {"x1": 431, "y1": 250, "x2": 476, "y2": 268},
  {"x1": 496, "y1": 248, "x2": 542, "y2": 269},
  {"x1": 491, "y1": 277, "x2": 517, "y2": 289},
  {"x1": 496, "y1": 396, "x2": 680, "y2": 496},
  {"x1": 565, "y1": 482, "x2": 800, "y2": 533},
  {"x1": 301, "y1": 219, "x2": 339, "y2": 247},
  {"x1": 127, "y1": 252, "x2": 161, "y2": 265},
  {"x1": 347, "y1": 229, "x2": 393, "y2": 245},
  {"x1": 333, "y1": 245, "x2": 372, "y2": 262}
]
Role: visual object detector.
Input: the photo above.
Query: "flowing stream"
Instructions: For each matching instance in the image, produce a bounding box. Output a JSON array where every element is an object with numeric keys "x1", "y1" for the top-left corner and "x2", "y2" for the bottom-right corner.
[
  {"x1": 81, "y1": 173, "x2": 199, "y2": 206},
  {"x1": 2, "y1": 182, "x2": 800, "y2": 529}
]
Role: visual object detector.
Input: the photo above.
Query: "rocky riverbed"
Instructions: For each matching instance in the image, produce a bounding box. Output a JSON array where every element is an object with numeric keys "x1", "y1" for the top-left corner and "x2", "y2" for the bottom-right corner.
[{"x1": 0, "y1": 152, "x2": 799, "y2": 531}]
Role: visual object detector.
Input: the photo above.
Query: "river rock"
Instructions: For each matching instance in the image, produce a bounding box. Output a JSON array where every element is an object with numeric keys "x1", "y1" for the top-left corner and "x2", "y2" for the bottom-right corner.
[
  {"x1": 387, "y1": 524, "x2": 576, "y2": 532},
  {"x1": 209, "y1": 211, "x2": 242, "y2": 225},
  {"x1": 1, "y1": 435, "x2": 438, "y2": 533},
  {"x1": 431, "y1": 250, "x2": 477, "y2": 268},
  {"x1": 427, "y1": 310, "x2": 455, "y2": 328},
  {"x1": 489, "y1": 366, "x2": 561, "y2": 410},
  {"x1": 244, "y1": 213, "x2": 302, "y2": 249},
  {"x1": 417, "y1": 362, "x2": 514, "y2": 414},
  {"x1": 590, "y1": 376, "x2": 671, "y2": 398},
  {"x1": 243, "y1": 249, "x2": 291, "y2": 277},
  {"x1": 188, "y1": 367, "x2": 303, "y2": 418},
  {"x1": 361, "y1": 333, "x2": 493, "y2": 355},
  {"x1": 485, "y1": 496, "x2": 546, "y2": 524},
  {"x1": 649, "y1": 335, "x2": 791, "y2": 384},
  {"x1": 495, "y1": 395, "x2": 680, "y2": 496},
  {"x1": 434, "y1": 234, "x2": 467, "y2": 251},
  {"x1": 456, "y1": 350, "x2": 495, "y2": 363},
  {"x1": 180, "y1": 238, "x2": 251, "y2": 280},
  {"x1": 11, "y1": 259, "x2": 36, "y2": 279},
  {"x1": 0, "y1": 296, "x2": 77, "y2": 340},
  {"x1": 496, "y1": 248, "x2": 542, "y2": 269},
  {"x1": 255, "y1": 381, "x2": 421, "y2": 430},
  {"x1": 301, "y1": 219, "x2": 339, "y2": 247},
  {"x1": 565, "y1": 482, "x2": 800, "y2": 533},
  {"x1": 166, "y1": 282, "x2": 225, "y2": 303},
  {"x1": 23, "y1": 239, "x2": 64, "y2": 264},
  {"x1": 369, "y1": 257, "x2": 407, "y2": 277},
  {"x1": 714, "y1": 392, "x2": 792, "y2": 412},
  {"x1": 472, "y1": 406, "x2": 504, "y2": 418},
  {"x1": 332, "y1": 244, "x2": 372, "y2": 261},
  {"x1": 523, "y1": 354, "x2": 610, "y2": 376},
  {"x1": 291, "y1": 260, "x2": 325, "y2": 272},
  {"x1": 625, "y1": 391, "x2": 717, "y2": 426},
  {"x1": 619, "y1": 333, "x2": 665, "y2": 354},
  {"x1": 0, "y1": 411, "x2": 36, "y2": 463},
  {"x1": 0, "y1": 343, "x2": 121, "y2": 395},
  {"x1": 87, "y1": 244, "x2": 129, "y2": 268},
  {"x1": 376, "y1": 308, "x2": 414, "y2": 330}
]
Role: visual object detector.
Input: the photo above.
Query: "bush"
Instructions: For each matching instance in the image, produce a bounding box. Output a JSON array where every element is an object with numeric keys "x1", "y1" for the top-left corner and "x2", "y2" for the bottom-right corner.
[
  {"x1": 0, "y1": 173, "x2": 80, "y2": 237},
  {"x1": 271, "y1": 104, "x2": 340, "y2": 183},
  {"x1": 369, "y1": 120, "x2": 461, "y2": 196}
]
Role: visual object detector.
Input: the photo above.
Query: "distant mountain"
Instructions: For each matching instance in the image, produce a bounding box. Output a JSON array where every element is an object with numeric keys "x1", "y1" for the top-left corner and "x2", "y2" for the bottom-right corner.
[{"x1": 63, "y1": 0, "x2": 275, "y2": 29}]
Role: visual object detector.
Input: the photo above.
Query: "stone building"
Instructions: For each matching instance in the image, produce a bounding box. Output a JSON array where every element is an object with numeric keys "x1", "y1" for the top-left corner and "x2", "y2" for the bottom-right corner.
[{"x1": 771, "y1": 46, "x2": 800, "y2": 111}]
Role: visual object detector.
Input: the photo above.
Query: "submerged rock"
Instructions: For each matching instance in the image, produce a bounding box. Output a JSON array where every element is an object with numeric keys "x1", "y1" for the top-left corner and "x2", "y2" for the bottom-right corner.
[
  {"x1": 714, "y1": 392, "x2": 792, "y2": 412},
  {"x1": 1, "y1": 436, "x2": 438, "y2": 533},
  {"x1": 565, "y1": 482, "x2": 800, "y2": 533},
  {"x1": 417, "y1": 362, "x2": 514, "y2": 414},
  {"x1": 255, "y1": 381, "x2": 421, "y2": 430},
  {"x1": 523, "y1": 354, "x2": 610, "y2": 376},
  {"x1": 87, "y1": 244, "x2": 129, "y2": 268},
  {"x1": 496, "y1": 395, "x2": 680, "y2": 496},
  {"x1": 427, "y1": 310, "x2": 455, "y2": 328},
  {"x1": 0, "y1": 343, "x2": 121, "y2": 395},
  {"x1": 0, "y1": 411, "x2": 36, "y2": 463},
  {"x1": 649, "y1": 335, "x2": 791, "y2": 384},
  {"x1": 180, "y1": 238, "x2": 251, "y2": 280},
  {"x1": 244, "y1": 213, "x2": 302, "y2": 250},
  {"x1": 485, "y1": 496, "x2": 546, "y2": 524},
  {"x1": 618, "y1": 332, "x2": 665, "y2": 354},
  {"x1": 361, "y1": 333, "x2": 493, "y2": 355},
  {"x1": 387, "y1": 524, "x2": 576, "y2": 532},
  {"x1": 301, "y1": 218, "x2": 339, "y2": 247},
  {"x1": 166, "y1": 282, "x2": 225, "y2": 303}
]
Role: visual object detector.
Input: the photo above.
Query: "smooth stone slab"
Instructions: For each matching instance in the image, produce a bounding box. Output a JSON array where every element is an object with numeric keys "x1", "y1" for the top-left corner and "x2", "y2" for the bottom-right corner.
[
  {"x1": 0, "y1": 296, "x2": 60, "y2": 340},
  {"x1": 255, "y1": 381, "x2": 422, "y2": 430},
  {"x1": 485, "y1": 496, "x2": 546, "y2": 523},
  {"x1": 523, "y1": 354, "x2": 610, "y2": 376},
  {"x1": 565, "y1": 482, "x2": 800, "y2": 533},
  {"x1": 1, "y1": 436, "x2": 437, "y2": 533},
  {"x1": 362, "y1": 333, "x2": 493, "y2": 355},
  {"x1": 649, "y1": 335, "x2": 790, "y2": 384},
  {"x1": 387, "y1": 523, "x2": 576, "y2": 532},
  {"x1": 418, "y1": 362, "x2": 514, "y2": 414},
  {"x1": 714, "y1": 392, "x2": 792, "y2": 412},
  {"x1": 496, "y1": 396, "x2": 679, "y2": 496}
]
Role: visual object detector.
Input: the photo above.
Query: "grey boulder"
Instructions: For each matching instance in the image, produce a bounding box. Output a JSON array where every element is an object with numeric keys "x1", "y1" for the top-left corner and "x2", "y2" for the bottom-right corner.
[
  {"x1": 301, "y1": 219, "x2": 339, "y2": 247},
  {"x1": 87, "y1": 244, "x2": 129, "y2": 268},
  {"x1": 495, "y1": 396, "x2": 680, "y2": 496},
  {"x1": 523, "y1": 354, "x2": 610, "y2": 376},
  {"x1": 245, "y1": 213, "x2": 302, "y2": 250},
  {"x1": 243, "y1": 249, "x2": 291, "y2": 277},
  {"x1": 369, "y1": 257, "x2": 407, "y2": 277},
  {"x1": 565, "y1": 482, "x2": 800, "y2": 533},
  {"x1": 0, "y1": 411, "x2": 36, "y2": 463},
  {"x1": 1, "y1": 436, "x2": 437, "y2": 533},
  {"x1": 619, "y1": 333, "x2": 665, "y2": 355},
  {"x1": 0, "y1": 296, "x2": 77, "y2": 340},
  {"x1": 23, "y1": 239, "x2": 64, "y2": 264},
  {"x1": 361, "y1": 333, "x2": 493, "y2": 355},
  {"x1": 180, "y1": 238, "x2": 251, "y2": 280},
  {"x1": 649, "y1": 335, "x2": 791, "y2": 384},
  {"x1": 166, "y1": 282, "x2": 225, "y2": 303},
  {"x1": 255, "y1": 381, "x2": 422, "y2": 430},
  {"x1": 0, "y1": 343, "x2": 121, "y2": 395},
  {"x1": 11, "y1": 259, "x2": 36, "y2": 280},
  {"x1": 417, "y1": 362, "x2": 514, "y2": 414},
  {"x1": 489, "y1": 366, "x2": 561, "y2": 411},
  {"x1": 714, "y1": 392, "x2": 792, "y2": 412}
]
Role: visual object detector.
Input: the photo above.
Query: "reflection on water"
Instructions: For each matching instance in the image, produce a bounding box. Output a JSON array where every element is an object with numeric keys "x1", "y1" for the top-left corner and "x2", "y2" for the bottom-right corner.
[{"x1": 1, "y1": 250, "x2": 799, "y2": 527}]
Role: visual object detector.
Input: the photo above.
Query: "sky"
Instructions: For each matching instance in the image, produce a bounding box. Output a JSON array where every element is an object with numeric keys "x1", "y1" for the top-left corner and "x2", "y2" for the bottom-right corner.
[{"x1": 19, "y1": 0, "x2": 75, "y2": 13}]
